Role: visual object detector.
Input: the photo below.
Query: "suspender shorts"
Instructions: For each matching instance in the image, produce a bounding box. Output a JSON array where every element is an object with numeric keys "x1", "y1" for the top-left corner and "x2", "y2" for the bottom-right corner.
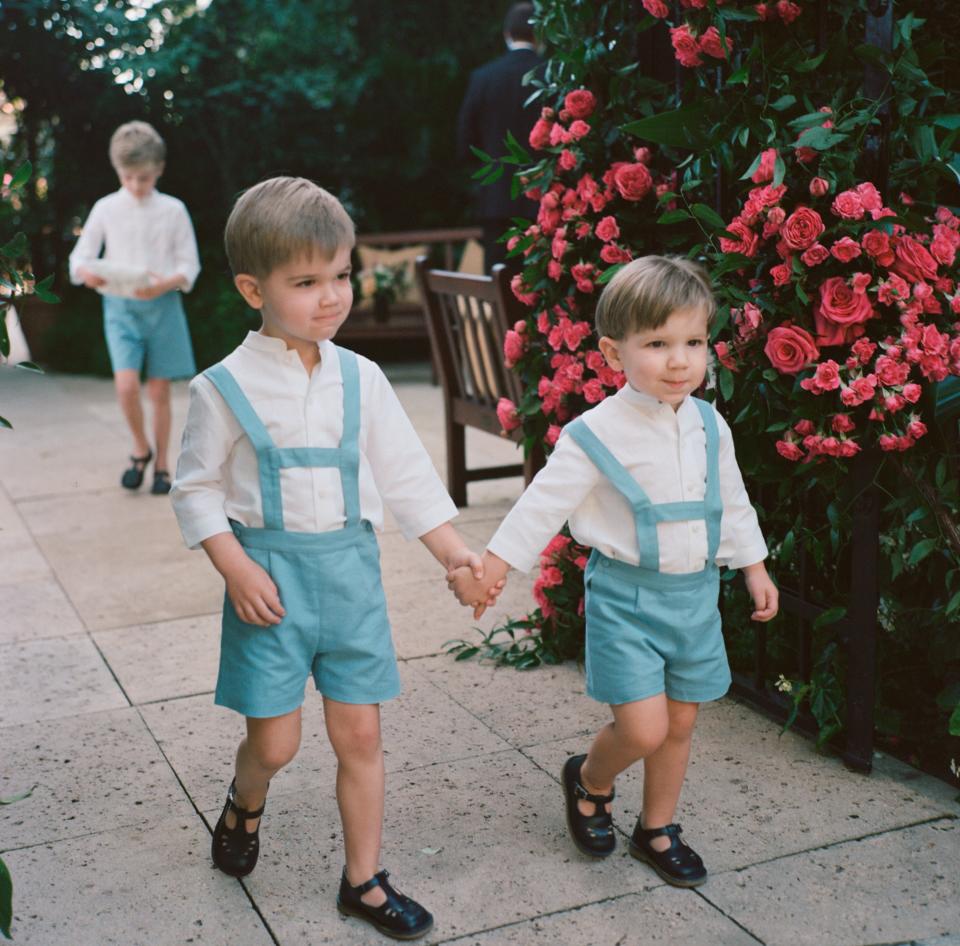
[
  {"x1": 203, "y1": 347, "x2": 401, "y2": 718},
  {"x1": 567, "y1": 398, "x2": 732, "y2": 706}
]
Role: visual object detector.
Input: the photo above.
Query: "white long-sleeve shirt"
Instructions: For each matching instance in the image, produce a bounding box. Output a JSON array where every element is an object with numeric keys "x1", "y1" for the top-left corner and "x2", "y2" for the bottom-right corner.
[
  {"x1": 487, "y1": 384, "x2": 768, "y2": 575},
  {"x1": 171, "y1": 333, "x2": 458, "y2": 549},
  {"x1": 69, "y1": 188, "x2": 201, "y2": 296}
]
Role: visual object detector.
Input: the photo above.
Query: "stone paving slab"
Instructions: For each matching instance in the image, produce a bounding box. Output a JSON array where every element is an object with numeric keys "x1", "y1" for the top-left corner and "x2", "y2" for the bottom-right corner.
[
  {"x1": 443, "y1": 887, "x2": 761, "y2": 945},
  {"x1": 223, "y1": 751, "x2": 659, "y2": 946},
  {"x1": 141, "y1": 661, "x2": 512, "y2": 813},
  {"x1": 4, "y1": 818, "x2": 274, "y2": 946},
  {"x1": 0, "y1": 634, "x2": 127, "y2": 726},
  {"x1": 0, "y1": 706, "x2": 195, "y2": 849},
  {"x1": 0, "y1": 529, "x2": 52, "y2": 586},
  {"x1": 0, "y1": 575, "x2": 84, "y2": 642},
  {"x1": 702, "y1": 819, "x2": 960, "y2": 946},
  {"x1": 93, "y1": 612, "x2": 222, "y2": 705}
]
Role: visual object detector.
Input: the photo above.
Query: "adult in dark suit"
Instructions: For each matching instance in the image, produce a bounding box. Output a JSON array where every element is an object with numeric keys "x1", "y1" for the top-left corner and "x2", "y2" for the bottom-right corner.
[{"x1": 456, "y1": 2, "x2": 544, "y2": 272}]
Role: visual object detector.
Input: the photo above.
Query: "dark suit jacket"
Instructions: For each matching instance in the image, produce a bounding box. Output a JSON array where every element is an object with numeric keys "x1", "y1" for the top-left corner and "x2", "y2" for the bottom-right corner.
[{"x1": 456, "y1": 46, "x2": 544, "y2": 222}]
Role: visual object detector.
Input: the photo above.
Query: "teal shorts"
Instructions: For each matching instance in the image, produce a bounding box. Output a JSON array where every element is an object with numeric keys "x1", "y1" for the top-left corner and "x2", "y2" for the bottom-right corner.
[
  {"x1": 583, "y1": 553, "x2": 731, "y2": 706},
  {"x1": 102, "y1": 291, "x2": 196, "y2": 379},
  {"x1": 215, "y1": 521, "x2": 401, "y2": 719}
]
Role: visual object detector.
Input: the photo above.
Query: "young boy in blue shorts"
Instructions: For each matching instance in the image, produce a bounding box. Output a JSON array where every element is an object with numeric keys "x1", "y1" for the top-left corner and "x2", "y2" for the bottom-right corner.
[
  {"x1": 171, "y1": 177, "x2": 496, "y2": 941},
  {"x1": 450, "y1": 255, "x2": 778, "y2": 887},
  {"x1": 70, "y1": 120, "x2": 200, "y2": 495}
]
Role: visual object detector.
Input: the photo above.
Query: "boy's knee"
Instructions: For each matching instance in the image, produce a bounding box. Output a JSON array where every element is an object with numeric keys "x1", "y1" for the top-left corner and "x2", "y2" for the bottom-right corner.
[
  {"x1": 332, "y1": 721, "x2": 382, "y2": 762},
  {"x1": 617, "y1": 718, "x2": 669, "y2": 759},
  {"x1": 250, "y1": 739, "x2": 299, "y2": 774},
  {"x1": 145, "y1": 379, "x2": 170, "y2": 404}
]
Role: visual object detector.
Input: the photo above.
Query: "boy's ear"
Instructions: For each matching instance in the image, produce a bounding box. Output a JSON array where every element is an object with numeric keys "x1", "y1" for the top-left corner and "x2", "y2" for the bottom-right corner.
[
  {"x1": 598, "y1": 335, "x2": 622, "y2": 371},
  {"x1": 234, "y1": 273, "x2": 263, "y2": 310}
]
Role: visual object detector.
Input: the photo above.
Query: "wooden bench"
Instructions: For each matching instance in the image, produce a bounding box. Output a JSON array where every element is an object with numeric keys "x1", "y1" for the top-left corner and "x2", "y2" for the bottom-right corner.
[
  {"x1": 336, "y1": 228, "x2": 483, "y2": 361},
  {"x1": 416, "y1": 256, "x2": 543, "y2": 507}
]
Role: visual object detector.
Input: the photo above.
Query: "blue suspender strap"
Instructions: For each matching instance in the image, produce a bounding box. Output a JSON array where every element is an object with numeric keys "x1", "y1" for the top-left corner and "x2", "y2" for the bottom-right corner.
[
  {"x1": 204, "y1": 363, "x2": 285, "y2": 531},
  {"x1": 565, "y1": 418, "x2": 660, "y2": 569},
  {"x1": 693, "y1": 398, "x2": 723, "y2": 563},
  {"x1": 334, "y1": 347, "x2": 363, "y2": 528}
]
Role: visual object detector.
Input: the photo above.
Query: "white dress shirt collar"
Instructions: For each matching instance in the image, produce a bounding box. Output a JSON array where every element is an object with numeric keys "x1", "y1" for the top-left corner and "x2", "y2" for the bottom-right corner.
[
  {"x1": 241, "y1": 331, "x2": 334, "y2": 368},
  {"x1": 617, "y1": 382, "x2": 687, "y2": 415}
]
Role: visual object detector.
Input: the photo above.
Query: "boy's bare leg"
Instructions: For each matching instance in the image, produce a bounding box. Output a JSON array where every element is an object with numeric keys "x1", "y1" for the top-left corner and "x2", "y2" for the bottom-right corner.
[
  {"x1": 324, "y1": 698, "x2": 387, "y2": 908},
  {"x1": 114, "y1": 368, "x2": 150, "y2": 457},
  {"x1": 227, "y1": 707, "x2": 302, "y2": 832},
  {"x1": 579, "y1": 694, "x2": 669, "y2": 817},
  {"x1": 639, "y1": 698, "x2": 699, "y2": 851},
  {"x1": 145, "y1": 377, "x2": 172, "y2": 470}
]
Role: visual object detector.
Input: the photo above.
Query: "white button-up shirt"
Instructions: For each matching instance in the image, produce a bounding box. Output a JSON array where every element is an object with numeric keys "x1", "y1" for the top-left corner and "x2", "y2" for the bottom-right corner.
[
  {"x1": 69, "y1": 188, "x2": 201, "y2": 295},
  {"x1": 171, "y1": 333, "x2": 458, "y2": 549},
  {"x1": 487, "y1": 384, "x2": 768, "y2": 574}
]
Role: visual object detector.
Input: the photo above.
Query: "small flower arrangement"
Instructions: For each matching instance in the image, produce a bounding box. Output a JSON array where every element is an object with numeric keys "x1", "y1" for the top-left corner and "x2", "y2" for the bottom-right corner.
[
  {"x1": 712, "y1": 163, "x2": 960, "y2": 462},
  {"x1": 357, "y1": 261, "x2": 409, "y2": 309}
]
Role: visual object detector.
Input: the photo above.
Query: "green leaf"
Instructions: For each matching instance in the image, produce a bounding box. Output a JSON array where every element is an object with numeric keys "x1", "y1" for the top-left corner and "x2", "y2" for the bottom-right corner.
[
  {"x1": 911, "y1": 124, "x2": 938, "y2": 163},
  {"x1": 15, "y1": 361, "x2": 43, "y2": 374},
  {"x1": 0, "y1": 233, "x2": 28, "y2": 258},
  {"x1": 946, "y1": 590, "x2": 960, "y2": 616},
  {"x1": 726, "y1": 65, "x2": 749, "y2": 86},
  {"x1": 907, "y1": 537, "x2": 938, "y2": 566},
  {"x1": 780, "y1": 529, "x2": 795, "y2": 564},
  {"x1": 469, "y1": 145, "x2": 494, "y2": 163},
  {"x1": 792, "y1": 126, "x2": 848, "y2": 151},
  {"x1": 33, "y1": 274, "x2": 60, "y2": 304},
  {"x1": 0, "y1": 786, "x2": 35, "y2": 806},
  {"x1": 772, "y1": 154, "x2": 786, "y2": 187},
  {"x1": 0, "y1": 415, "x2": 10, "y2": 430},
  {"x1": 813, "y1": 606, "x2": 847, "y2": 629},
  {"x1": 597, "y1": 263, "x2": 625, "y2": 286},
  {"x1": 936, "y1": 457, "x2": 948, "y2": 488},
  {"x1": 719, "y1": 365, "x2": 734, "y2": 401},
  {"x1": 657, "y1": 209, "x2": 692, "y2": 225},
  {"x1": 9, "y1": 160, "x2": 31, "y2": 190},
  {"x1": 740, "y1": 152, "x2": 763, "y2": 181},
  {"x1": 950, "y1": 703, "x2": 960, "y2": 737},
  {"x1": 621, "y1": 102, "x2": 716, "y2": 150},
  {"x1": 691, "y1": 203, "x2": 726, "y2": 229},
  {"x1": 770, "y1": 94, "x2": 796, "y2": 111},
  {"x1": 793, "y1": 50, "x2": 827, "y2": 73},
  {"x1": 0, "y1": 855, "x2": 11, "y2": 939},
  {"x1": 933, "y1": 115, "x2": 960, "y2": 130}
]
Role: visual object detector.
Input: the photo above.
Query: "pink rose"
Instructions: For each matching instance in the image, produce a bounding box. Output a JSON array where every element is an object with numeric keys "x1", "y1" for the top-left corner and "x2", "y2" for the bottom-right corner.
[
  {"x1": 832, "y1": 190, "x2": 865, "y2": 220},
  {"x1": 794, "y1": 419, "x2": 816, "y2": 436},
  {"x1": 564, "y1": 89, "x2": 596, "y2": 120},
  {"x1": 832, "y1": 413, "x2": 856, "y2": 434},
  {"x1": 510, "y1": 274, "x2": 540, "y2": 307},
  {"x1": 776, "y1": 440, "x2": 804, "y2": 461},
  {"x1": 670, "y1": 24, "x2": 703, "y2": 68},
  {"x1": 503, "y1": 329, "x2": 527, "y2": 368},
  {"x1": 780, "y1": 207, "x2": 825, "y2": 251},
  {"x1": 764, "y1": 324, "x2": 820, "y2": 374},
  {"x1": 893, "y1": 236, "x2": 938, "y2": 282},
  {"x1": 545, "y1": 424, "x2": 562, "y2": 447},
  {"x1": 751, "y1": 148, "x2": 778, "y2": 185},
  {"x1": 862, "y1": 229, "x2": 895, "y2": 266},
  {"x1": 776, "y1": 0, "x2": 802, "y2": 22},
  {"x1": 770, "y1": 262, "x2": 792, "y2": 286},
  {"x1": 813, "y1": 359, "x2": 842, "y2": 391},
  {"x1": 600, "y1": 244, "x2": 633, "y2": 264},
  {"x1": 902, "y1": 383, "x2": 922, "y2": 403},
  {"x1": 719, "y1": 219, "x2": 760, "y2": 258},
  {"x1": 612, "y1": 162, "x2": 653, "y2": 201},
  {"x1": 809, "y1": 177, "x2": 830, "y2": 198},
  {"x1": 907, "y1": 418, "x2": 928, "y2": 440},
  {"x1": 496, "y1": 397, "x2": 521, "y2": 432},
  {"x1": 856, "y1": 182, "x2": 883, "y2": 212},
  {"x1": 814, "y1": 276, "x2": 875, "y2": 346},
  {"x1": 699, "y1": 25, "x2": 733, "y2": 60},
  {"x1": 838, "y1": 440, "x2": 861, "y2": 458},
  {"x1": 568, "y1": 119, "x2": 591, "y2": 140},
  {"x1": 594, "y1": 215, "x2": 620, "y2": 243},
  {"x1": 763, "y1": 206, "x2": 786, "y2": 239},
  {"x1": 801, "y1": 243, "x2": 829, "y2": 267},
  {"x1": 830, "y1": 237, "x2": 862, "y2": 263},
  {"x1": 874, "y1": 354, "x2": 910, "y2": 387},
  {"x1": 582, "y1": 378, "x2": 606, "y2": 403},
  {"x1": 528, "y1": 118, "x2": 553, "y2": 151},
  {"x1": 642, "y1": 0, "x2": 670, "y2": 15},
  {"x1": 715, "y1": 341, "x2": 738, "y2": 371},
  {"x1": 558, "y1": 149, "x2": 578, "y2": 172}
]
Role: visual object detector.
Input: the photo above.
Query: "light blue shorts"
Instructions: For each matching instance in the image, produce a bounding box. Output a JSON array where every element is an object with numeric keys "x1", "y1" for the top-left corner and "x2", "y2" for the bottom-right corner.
[
  {"x1": 215, "y1": 521, "x2": 401, "y2": 719},
  {"x1": 583, "y1": 553, "x2": 731, "y2": 706},
  {"x1": 102, "y1": 291, "x2": 196, "y2": 378}
]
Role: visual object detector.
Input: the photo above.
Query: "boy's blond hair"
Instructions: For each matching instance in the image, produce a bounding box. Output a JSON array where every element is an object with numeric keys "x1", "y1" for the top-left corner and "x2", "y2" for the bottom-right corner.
[
  {"x1": 109, "y1": 121, "x2": 166, "y2": 169},
  {"x1": 224, "y1": 177, "x2": 355, "y2": 277},
  {"x1": 595, "y1": 255, "x2": 715, "y2": 339}
]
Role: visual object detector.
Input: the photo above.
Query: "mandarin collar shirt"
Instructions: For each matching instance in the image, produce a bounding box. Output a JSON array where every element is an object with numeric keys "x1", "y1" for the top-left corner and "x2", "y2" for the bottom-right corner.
[
  {"x1": 69, "y1": 187, "x2": 201, "y2": 295},
  {"x1": 487, "y1": 384, "x2": 768, "y2": 575},
  {"x1": 171, "y1": 333, "x2": 457, "y2": 549}
]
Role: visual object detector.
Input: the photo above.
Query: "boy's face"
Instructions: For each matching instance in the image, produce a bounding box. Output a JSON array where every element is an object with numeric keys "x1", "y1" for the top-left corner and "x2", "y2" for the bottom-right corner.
[
  {"x1": 599, "y1": 305, "x2": 709, "y2": 410},
  {"x1": 237, "y1": 245, "x2": 353, "y2": 348},
  {"x1": 116, "y1": 162, "x2": 163, "y2": 200}
]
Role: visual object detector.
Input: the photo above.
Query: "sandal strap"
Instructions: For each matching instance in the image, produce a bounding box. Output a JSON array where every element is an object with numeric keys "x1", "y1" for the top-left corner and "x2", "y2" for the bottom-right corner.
[
  {"x1": 573, "y1": 779, "x2": 615, "y2": 806},
  {"x1": 129, "y1": 451, "x2": 153, "y2": 465},
  {"x1": 638, "y1": 822, "x2": 681, "y2": 840},
  {"x1": 351, "y1": 868, "x2": 389, "y2": 895},
  {"x1": 226, "y1": 781, "x2": 266, "y2": 821}
]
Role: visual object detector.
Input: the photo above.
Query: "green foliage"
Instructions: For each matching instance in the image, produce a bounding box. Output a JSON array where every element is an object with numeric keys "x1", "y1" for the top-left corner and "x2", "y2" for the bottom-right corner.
[{"x1": 0, "y1": 786, "x2": 35, "y2": 940}]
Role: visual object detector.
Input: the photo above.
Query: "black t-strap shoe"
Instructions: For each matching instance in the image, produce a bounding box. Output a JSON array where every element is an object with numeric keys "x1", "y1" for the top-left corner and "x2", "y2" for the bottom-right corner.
[
  {"x1": 211, "y1": 779, "x2": 266, "y2": 878},
  {"x1": 629, "y1": 821, "x2": 707, "y2": 887},
  {"x1": 120, "y1": 450, "x2": 153, "y2": 490},
  {"x1": 562, "y1": 753, "x2": 616, "y2": 858},
  {"x1": 336, "y1": 868, "x2": 434, "y2": 941}
]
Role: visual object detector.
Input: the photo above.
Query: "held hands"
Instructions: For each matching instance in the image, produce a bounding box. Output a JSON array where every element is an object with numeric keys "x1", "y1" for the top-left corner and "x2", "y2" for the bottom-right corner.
[
  {"x1": 134, "y1": 272, "x2": 181, "y2": 300},
  {"x1": 224, "y1": 554, "x2": 286, "y2": 627},
  {"x1": 77, "y1": 267, "x2": 106, "y2": 289},
  {"x1": 742, "y1": 562, "x2": 779, "y2": 622},
  {"x1": 447, "y1": 550, "x2": 510, "y2": 620}
]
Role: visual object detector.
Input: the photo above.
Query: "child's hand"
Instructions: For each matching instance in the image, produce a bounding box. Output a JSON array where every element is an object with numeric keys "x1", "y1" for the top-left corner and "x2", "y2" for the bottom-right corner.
[
  {"x1": 78, "y1": 268, "x2": 106, "y2": 289},
  {"x1": 743, "y1": 562, "x2": 779, "y2": 622},
  {"x1": 447, "y1": 565, "x2": 504, "y2": 618},
  {"x1": 224, "y1": 555, "x2": 285, "y2": 627},
  {"x1": 134, "y1": 272, "x2": 169, "y2": 300}
]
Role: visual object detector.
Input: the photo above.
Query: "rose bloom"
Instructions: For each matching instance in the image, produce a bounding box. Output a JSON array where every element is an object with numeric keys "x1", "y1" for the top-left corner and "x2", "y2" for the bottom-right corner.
[
  {"x1": 642, "y1": 0, "x2": 670, "y2": 16},
  {"x1": 594, "y1": 215, "x2": 620, "y2": 242},
  {"x1": 612, "y1": 162, "x2": 653, "y2": 201},
  {"x1": 851, "y1": 337, "x2": 877, "y2": 363},
  {"x1": 600, "y1": 244, "x2": 633, "y2": 264},
  {"x1": 503, "y1": 329, "x2": 526, "y2": 368},
  {"x1": 874, "y1": 354, "x2": 910, "y2": 387},
  {"x1": 832, "y1": 413, "x2": 856, "y2": 433},
  {"x1": 893, "y1": 236, "x2": 939, "y2": 283},
  {"x1": 902, "y1": 382, "x2": 922, "y2": 403},
  {"x1": 907, "y1": 418, "x2": 928, "y2": 440},
  {"x1": 809, "y1": 177, "x2": 830, "y2": 198},
  {"x1": 813, "y1": 359, "x2": 842, "y2": 391},
  {"x1": 564, "y1": 89, "x2": 596, "y2": 120},
  {"x1": 751, "y1": 148, "x2": 778, "y2": 184},
  {"x1": 862, "y1": 229, "x2": 895, "y2": 266},
  {"x1": 802, "y1": 243, "x2": 829, "y2": 267},
  {"x1": 545, "y1": 424, "x2": 562, "y2": 447},
  {"x1": 528, "y1": 118, "x2": 553, "y2": 151},
  {"x1": 763, "y1": 206, "x2": 786, "y2": 239},
  {"x1": 841, "y1": 374, "x2": 877, "y2": 406},
  {"x1": 736, "y1": 301, "x2": 763, "y2": 339},
  {"x1": 830, "y1": 237, "x2": 862, "y2": 262},
  {"x1": 776, "y1": 0, "x2": 802, "y2": 22},
  {"x1": 582, "y1": 378, "x2": 606, "y2": 403},
  {"x1": 568, "y1": 119, "x2": 591, "y2": 141},
  {"x1": 699, "y1": 25, "x2": 733, "y2": 59},
  {"x1": 715, "y1": 340, "x2": 738, "y2": 371},
  {"x1": 814, "y1": 276, "x2": 875, "y2": 346},
  {"x1": 776, "y1": 439, "x2": 804, "y2": 461},
  {"x1": 856, "y1": 182, "x2": 883, "y2": 212},
  {"x1": 780, "y1": 207, "x2": 825, "y2": 251},
  {"x1": 794, "y1": 419, "x2": 816, "y2": 436},
  {"x1": 496, "y1": 397, "x2": 521, "y2": 432},
  {"x1": 633, "y1": 146, "x2": 652, "y2": 164},
  {"x1": 670, "y1": 23, "x2": 703, "y2": 67},
  {"x1": 558, "y1": 149, "x2": 578, "y2": 172},
  {"x1": 755, "y1": 2, "x2": 771, "y2": 18},
  {"x1": 719, "y1": 219, "x2": 760, "y2": 257},
  {"x1": 770, "y1": 262, "x2": 792, "y2": 286},
  {"x1": 832, "y1": 190, "x2": 865, "y2": 220},
  {"x1": 764, "y1": 324, "x2": 820, "y2": 374}
]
